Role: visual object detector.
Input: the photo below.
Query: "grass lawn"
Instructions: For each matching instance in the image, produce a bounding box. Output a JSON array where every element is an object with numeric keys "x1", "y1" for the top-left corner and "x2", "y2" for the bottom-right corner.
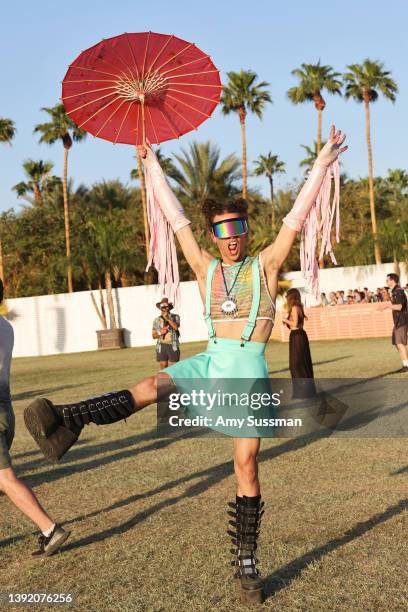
[{"x1": 1, "y1": 337, "x2": 407, "y2": 611}]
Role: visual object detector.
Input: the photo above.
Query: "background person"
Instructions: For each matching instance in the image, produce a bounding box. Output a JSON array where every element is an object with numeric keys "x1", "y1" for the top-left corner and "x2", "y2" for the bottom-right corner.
[
  {"x1": 320, "y1": 292, "x2": 329, "y2": 306},
  {"x1": 329, "y1": 291, "x2": 337, "y2": 306},
  {"x1": 339, "y1": 290, "x2": 348, "y2": 304},
  {"x1": 282, "y1": 288, "x2": 316, "y2": 397},
  {"x1": 381, "y1": 287, "x2": 391, "y2": 302},
  {"x1": 0, "y1": 279, "x2": 69, "y2": 556},
  {"x1": 353, "y1": 289, "x2": 362, "y2": 303},
  {"x1": 25, "y1": 127, "x2": 347, "y2": 604},
  {"x1": 152, "y1": 298, "x2": 180, "y2": 369},
  {"x1": 378, "y1": 273, "x2": 408, "y2": 372}
]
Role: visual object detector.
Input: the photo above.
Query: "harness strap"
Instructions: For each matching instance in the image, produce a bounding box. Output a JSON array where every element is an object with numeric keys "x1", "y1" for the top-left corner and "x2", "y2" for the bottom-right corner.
[
  {"x1": 240, "y1": 257, "x2": 261, "y2": 344},
  {"x1": 204, "y1": 258, "x2": 219, "y2": 339}
]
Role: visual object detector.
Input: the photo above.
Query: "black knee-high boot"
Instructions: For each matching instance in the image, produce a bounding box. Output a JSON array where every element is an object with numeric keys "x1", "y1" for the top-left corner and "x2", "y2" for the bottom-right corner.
[
  {"x1": 24, "y1": 390, "x2": 136, "y2": 463},
  {"x1": 228, "y1": 495, "x2": 265, "y2": 605}
]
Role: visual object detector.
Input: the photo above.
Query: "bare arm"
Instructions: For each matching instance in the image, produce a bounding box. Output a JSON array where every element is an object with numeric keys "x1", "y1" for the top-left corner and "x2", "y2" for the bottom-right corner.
[
  {"x1": 152, "y1": 326, "x2": 168, "y2": 339},
  {"x1": 282, "y1": 306, "x2": 299, "y2": 330},
  {"x1": 377, "y1": 302, "x2": 402, "y2": 311},
  {"x1": 175, "y1": 225, "x2": 213, "y2": 280},
  {"x1": 260, "y1": 126, "x2": 347, "y2": 275}
]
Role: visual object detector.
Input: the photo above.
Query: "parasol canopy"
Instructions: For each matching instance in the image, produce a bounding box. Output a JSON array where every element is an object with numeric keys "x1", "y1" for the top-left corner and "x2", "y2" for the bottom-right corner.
[{"x1": 61, "y1": 31, "x2": 222, "y2": 145}]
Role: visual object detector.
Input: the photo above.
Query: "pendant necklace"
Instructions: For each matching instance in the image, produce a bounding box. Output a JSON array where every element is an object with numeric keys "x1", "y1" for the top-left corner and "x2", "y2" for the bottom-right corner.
[{"x1": 220, "y1": 257, "x2": 247, "y2": 317}]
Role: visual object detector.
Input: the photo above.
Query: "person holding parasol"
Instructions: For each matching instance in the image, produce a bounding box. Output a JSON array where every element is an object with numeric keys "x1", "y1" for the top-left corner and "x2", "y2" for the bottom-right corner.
[{"x1": 24, "y1": 32, "x2": 347, "y2": 604}]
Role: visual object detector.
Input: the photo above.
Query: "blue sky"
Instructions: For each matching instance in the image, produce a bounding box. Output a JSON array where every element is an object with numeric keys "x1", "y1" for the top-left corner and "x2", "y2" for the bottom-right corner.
[{"x1": 1, "y1": 0, "x2": 407, "y2": 212}]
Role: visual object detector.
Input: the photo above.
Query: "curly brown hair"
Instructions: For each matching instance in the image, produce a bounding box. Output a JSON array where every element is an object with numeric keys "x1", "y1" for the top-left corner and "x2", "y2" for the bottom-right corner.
[{"x1": 201, "y1": 198, "x2": 248, "y2": 229}]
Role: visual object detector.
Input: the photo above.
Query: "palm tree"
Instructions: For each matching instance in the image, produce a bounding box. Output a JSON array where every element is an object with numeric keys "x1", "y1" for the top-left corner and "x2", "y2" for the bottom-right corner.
[
  {"x1": 287, "y1": 62, "x2": 342, "y2": 152},
  {"x1": 0, "y1": 118, "x2": 16, "y2": 281},
  {"x1": 384, "y1": 169, "x2": 408, "y2": 273},
  {"x1": 13, "y1": 159, "x2": 60, "y2": 204},
  {"x1": 0, "y1": 118, "x2": 16, "y2": 144},
  {"x1": 299, "y1": 141, "x2": 327, "y2": 174},
  {"x1": 170, "y1": 141, "x2": 241, "y2": 205},
  {"x1": 34, "y1": 103, "x2": 87, "y2": 292},
  {"x1": 385, "y1": 169, "x2": 408, "y2": 207},
  {"x1": 343, "y1": 59, "x2": 398, "y2": 264},
  {"x1": 253, "y1": 153, "x2": 285, "y2": 230},
  {"x1": 221, "y1": 70, "x2": 272, "y2": 200},
  {"x1": 131, "y1": 148, "x2": 179, "y2": 182},
  {"x1": 77, "y1": 181, "x2": 135, "y2": 328}
]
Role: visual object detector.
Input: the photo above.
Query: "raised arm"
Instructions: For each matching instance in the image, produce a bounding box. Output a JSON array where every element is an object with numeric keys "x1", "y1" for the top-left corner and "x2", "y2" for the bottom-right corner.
[
  {"x1": 139, "y1": 144, "x2": 212, "y2": 280},
  {"x1": 261, "y1": 126, "x2": 347, "y2": 276}
]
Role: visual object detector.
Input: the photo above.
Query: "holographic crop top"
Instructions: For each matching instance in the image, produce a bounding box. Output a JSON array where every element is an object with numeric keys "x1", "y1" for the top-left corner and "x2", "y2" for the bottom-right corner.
[{"x1": 210, "y1": 255, "x2": 275, "y2": 323}]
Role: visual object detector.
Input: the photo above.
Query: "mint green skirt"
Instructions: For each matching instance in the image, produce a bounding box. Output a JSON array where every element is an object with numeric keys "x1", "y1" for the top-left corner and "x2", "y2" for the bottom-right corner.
[{"x1": 163, "y1": 338, "x2": 276, "y2": 437}]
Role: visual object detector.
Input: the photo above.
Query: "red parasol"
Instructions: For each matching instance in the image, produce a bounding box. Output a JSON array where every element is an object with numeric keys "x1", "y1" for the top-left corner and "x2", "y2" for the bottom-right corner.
[{"x1": 61, "y1": 31, "x2": 222, "y2": 145}]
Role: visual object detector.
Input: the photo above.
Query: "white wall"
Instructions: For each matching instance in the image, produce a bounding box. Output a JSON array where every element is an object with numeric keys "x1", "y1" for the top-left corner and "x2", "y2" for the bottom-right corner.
[
  {"x1": 5, "y1": 262, "x2": 407, "y2": 357},
  {"x1": 6, "y1": 281, "x2": 207, "y2": 358},
  {"x1": 284, "y1": 262, "x2": 407, "y2": 307}
]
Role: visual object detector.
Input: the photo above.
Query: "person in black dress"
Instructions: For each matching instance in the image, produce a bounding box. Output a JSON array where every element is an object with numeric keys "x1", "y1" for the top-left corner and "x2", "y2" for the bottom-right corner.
[{"x1": 282, "y1": 288, "x2": 316, "y2": 397}]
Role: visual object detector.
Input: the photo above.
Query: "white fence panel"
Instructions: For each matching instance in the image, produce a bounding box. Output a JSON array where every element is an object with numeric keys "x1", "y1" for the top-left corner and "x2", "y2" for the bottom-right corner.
[
  {"x1": 5, "y1": 263, "x2": 406, "y2": 358},
  {"x1": 7, "y1": 281, "x2": 207, "y2": 358}
]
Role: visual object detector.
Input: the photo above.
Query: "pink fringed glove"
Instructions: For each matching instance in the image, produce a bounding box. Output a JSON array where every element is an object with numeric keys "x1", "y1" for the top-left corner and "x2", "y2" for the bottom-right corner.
[
  {"x1": 141, "y1": 146, "x2": 191, "y2": 233},
  {"x1": 283, "y1": 129, "x2": 346, "y2": 232},
  {"x1": 139, "y1": 144, "x2": 191, "y2": 307},
  {"x1": 283, "y1": 126, "x2": 347, "y2": 299}
]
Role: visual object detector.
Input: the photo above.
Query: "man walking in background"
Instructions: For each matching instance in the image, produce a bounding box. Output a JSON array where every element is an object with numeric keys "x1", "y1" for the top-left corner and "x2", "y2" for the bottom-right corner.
[
  {"x1": 152, "y1": 297, "x2": 180, "y2": 370},
  {"x1": 378, "y1": 274, "x2": 408, "y2": 372},
  {"x1": 0, "y1": 280, "x2": 70, "y2": 555}
]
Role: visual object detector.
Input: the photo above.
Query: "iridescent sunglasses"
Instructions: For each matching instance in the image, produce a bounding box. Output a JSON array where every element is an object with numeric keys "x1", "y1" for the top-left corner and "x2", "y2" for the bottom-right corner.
[{"x1": 212, "y1": 217, "x2": 248, "y2": 239}]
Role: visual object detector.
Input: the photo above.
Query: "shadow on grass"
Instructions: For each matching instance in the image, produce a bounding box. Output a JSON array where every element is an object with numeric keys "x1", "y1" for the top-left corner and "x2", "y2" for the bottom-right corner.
[
  {"x1": 12, "y1": 383, "x2": 88, "y2": 403},
  {"x1": 3, "y1": 401, "x2": 405, "y2": 552},
  {"x1": 263, "y1": 498, "x2": 408, "y2": 600},
  {"x1": 15, "y1": 428, "x2": 160, "y2": 473},
  {"x1": 333, "y1": 398, "x2": 407, "y2": 432},
  {"x1": 58, "y1": 398, "x2": 408, "y2": 553},
  {"x1": 391, "y1": 465, "x2": 408, "y2": 475},
  {"x1": 18, "y1": 427, "x2": 208, "y2": 490},
  {"x1": 1, "y1": 433, "x2": 326, "y2": 550},
  {"x1": 60, "y1": 430, "x2": 331, "y2": 553},
  {"x1": 269, "y1": 355, "x2": 352, "y2": 375},
  {"x1": 12, "y1": 439, "x2": 90, "y2": 461}
]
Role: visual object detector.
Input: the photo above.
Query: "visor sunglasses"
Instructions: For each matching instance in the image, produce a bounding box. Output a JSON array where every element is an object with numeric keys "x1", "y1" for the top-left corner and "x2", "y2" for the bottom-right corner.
[{"x1": 212, "y1": 217, "x2": 248, "y2": 239}]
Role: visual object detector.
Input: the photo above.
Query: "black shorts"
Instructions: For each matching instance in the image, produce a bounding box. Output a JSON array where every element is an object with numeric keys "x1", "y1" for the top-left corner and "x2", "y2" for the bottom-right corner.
[{"x1": 156, "y1": 344, "x2": 180, "y2": 363}]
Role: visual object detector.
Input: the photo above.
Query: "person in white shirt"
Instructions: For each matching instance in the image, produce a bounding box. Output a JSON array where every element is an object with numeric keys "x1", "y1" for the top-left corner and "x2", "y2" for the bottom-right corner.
[{"x1": 0, "y1": 280, "x2": 70, "y2": 556}]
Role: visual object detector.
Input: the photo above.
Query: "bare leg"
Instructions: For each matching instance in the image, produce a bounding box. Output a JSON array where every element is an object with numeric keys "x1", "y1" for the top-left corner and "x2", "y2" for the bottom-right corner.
[
  {"x1": 233, "y1": 438, "x2": 261, "y2": 497},
  {"x1": 159, "y1": 361, "x2": 168, "y2": 370},
  {"x1": 396, "y1": 343, "x2": 408, "y2": 362},
  {"x1": 129, "y1": 372, "x2": 174, "y2": 411},
  {"x1": 0, "y1": 467, "x2": 54, "y2": 533}
]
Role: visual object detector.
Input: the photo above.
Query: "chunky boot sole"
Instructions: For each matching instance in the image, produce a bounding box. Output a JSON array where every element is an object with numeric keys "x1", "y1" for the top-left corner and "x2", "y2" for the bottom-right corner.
[
  {"x1": 235, "y1": 579, "x2": 264, "y2": 606},
  {"x1": 24, "y1": 399, "x2": 79, "y2": 464}
]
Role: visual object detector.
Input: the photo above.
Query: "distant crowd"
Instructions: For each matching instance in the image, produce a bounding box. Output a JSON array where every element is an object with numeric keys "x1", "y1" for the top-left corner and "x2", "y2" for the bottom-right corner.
[{"x1": 320, "y1": 285, "x2": 408, "y2": 306}]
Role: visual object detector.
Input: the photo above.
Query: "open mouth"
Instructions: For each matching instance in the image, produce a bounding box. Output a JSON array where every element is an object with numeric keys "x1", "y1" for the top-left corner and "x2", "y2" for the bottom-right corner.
[{"x1": 228, "y1": 239, "x2": 239, "y2": 257}]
